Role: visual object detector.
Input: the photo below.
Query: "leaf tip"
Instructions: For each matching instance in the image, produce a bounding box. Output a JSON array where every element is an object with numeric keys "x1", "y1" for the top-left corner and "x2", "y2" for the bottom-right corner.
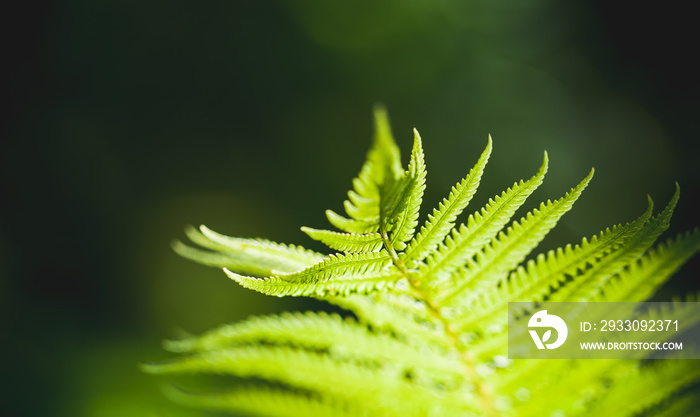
[
  {"x1": 536, "y1": 151, "x2": 549, "y2": 176},
  {"x1": 170, "y1": 239, "x2": 184, "y2": 251},
  {"x1": 372, "y1": 104, "x2": 391, "y2": 138}
]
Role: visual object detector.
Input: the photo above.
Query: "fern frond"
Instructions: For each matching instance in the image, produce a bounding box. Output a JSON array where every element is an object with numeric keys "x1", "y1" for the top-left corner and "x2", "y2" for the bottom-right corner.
[
  {"x1": 507, "y1": 198, "x2": 654, "y2": 302},
  {"x1": 324, "y1": 293, "x2": 451, "y2": 348},
  {"x1": 457, "y1": 199, "x2": 654, "y2": 332},
  {"x1": 200, "y1": 225, "x2": 324, "y2": 266},
  {"x1": 167, "y1": 383, "x2": 478, "y2": 417},
  {"x1": 382, "y1": 129, "x2": 427, "y2": 251},
  {"x1": 166, "y1": 385, "x2": 478, "y2": 417},
  {"x1": 274, "y1": 251, "x2": 392, "y2": 283},
  {"x1": 226, "y1": 269, "x2": 402, "y2": 297},
  {"x1": 173, "y1": 225, "x2": 324, "y2": 276},
  {"x1": 436, "y1": 167, "x2": 594, "y2": 309},
  {"x1": 144, "y1": 345, "x2": 478, "y2": 416},
  {"x1": 600, "y1": 228, "x2": 700, "y2": 302},
  {"x1": 301, "y1": 227, "x2": 384, "y2": 253},
  {"x1": 403, "y1": 136, "x2": 492, "y2": 265},
  {"x1": 152, "y1": 108, "x2": 700, "y2": 417},
  {"x1": 163, "y1": 311, "x2": 463, "y2": 383},
  {"x1": 329, "y1": 105, "x2": 404, "y2": 234},
  {"x1": 549, "y1": 184, "x2": 680, "y2": 302},
  {"x1": 146, "y1": 345, "x2": 374, "y2": 393},
  {"x1": 161, "y1": 311, "x2": 372, "y2": 353},
  {"x1": 163, "y1": 386, "x2": 363, "y2": 417},
  {"x1": 417, "y1": 152, "x2": 549, "y2": 291},
  {"x1": 171, "y1": 239, "x2": 253, "y2": 271},
  {"x1": 325, "y1": 209, "x2": 377, "y2": 234},
  {"x1": 223, "y1": 251, "x2": 402, "y2": 297}
]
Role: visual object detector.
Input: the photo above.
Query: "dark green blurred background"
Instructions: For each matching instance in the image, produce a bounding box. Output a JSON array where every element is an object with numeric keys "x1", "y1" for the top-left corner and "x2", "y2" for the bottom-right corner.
[{"x1": 3, "y1": 1, "x2": 699, "y2": 416}]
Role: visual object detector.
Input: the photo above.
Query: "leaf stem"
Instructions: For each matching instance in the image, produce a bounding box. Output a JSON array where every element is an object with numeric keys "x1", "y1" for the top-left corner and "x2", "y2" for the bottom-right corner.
[{"x1": 380, "y1": 229, "x2": 495, "y2": 417}]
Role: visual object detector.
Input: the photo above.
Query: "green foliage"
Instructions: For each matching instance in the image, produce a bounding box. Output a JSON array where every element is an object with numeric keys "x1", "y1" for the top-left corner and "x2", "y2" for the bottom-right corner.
[{"x1": 145, "y1": 107, "x2": 700, "y2": 416}]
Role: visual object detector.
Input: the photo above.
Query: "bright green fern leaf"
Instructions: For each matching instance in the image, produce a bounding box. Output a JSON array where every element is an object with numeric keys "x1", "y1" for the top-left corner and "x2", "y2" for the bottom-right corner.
[
  {"x1": 383, "y1": 128, "x2": 427, "y2": 251},
  {"x1": 325, "y1": 105, "x2": 404, "y2": 234},
  {"x1": 300, "y1": 227, "x2": 384, "y2": 253},
  {"x1": 416, "y1": 152, "x2": 548, "y2": 294},
  {"x1": 403, "y1": 135, "x2": 491, "y2": 266},
  {"x1": 147, "y1": 109, "x2": 700, "y2": 417}
]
